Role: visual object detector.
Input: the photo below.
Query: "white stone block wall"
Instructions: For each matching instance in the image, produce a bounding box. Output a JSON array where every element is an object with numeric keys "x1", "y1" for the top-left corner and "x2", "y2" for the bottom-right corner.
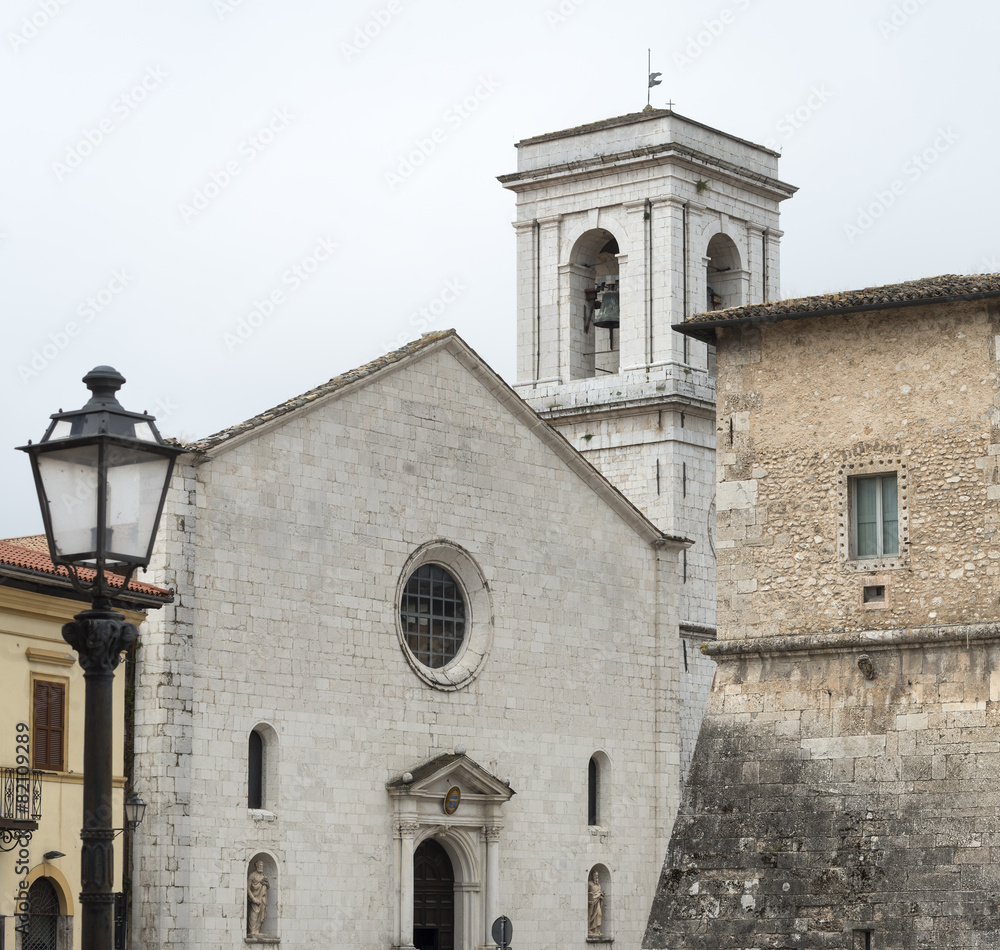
[{"x1": 133, "y1": 343, "x2": 686, "y2": 950}]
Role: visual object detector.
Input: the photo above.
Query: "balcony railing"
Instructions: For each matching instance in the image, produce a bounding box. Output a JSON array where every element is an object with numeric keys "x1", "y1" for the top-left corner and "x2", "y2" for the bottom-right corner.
[{"x1": 0, "y1": 765, "x2": 42, "y2": 824}]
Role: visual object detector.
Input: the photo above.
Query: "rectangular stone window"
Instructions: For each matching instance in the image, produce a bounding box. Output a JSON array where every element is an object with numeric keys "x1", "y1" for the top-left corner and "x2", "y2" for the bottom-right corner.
[
  {"x1": 852, "y1": 473, "x2": 898, "y2": 559},
  {"x1": 837, "y1": 456, "x2": 909, "y2": 572}
]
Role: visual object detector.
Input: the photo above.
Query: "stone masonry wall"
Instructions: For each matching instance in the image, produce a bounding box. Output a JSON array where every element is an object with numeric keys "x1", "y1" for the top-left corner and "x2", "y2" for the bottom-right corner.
[
  {"x1": 645, "y1": 628, "x2": 1000, "y2": 949},
  {"x1": 644, "y1": 297, "x2": 1000, "y2": 947},
  {"x1": 133, "y1": 343, "x2": 686, "y2": 950},
  {"x1": 714, "y1": 301, "x2": 1000, "y2": 641}
]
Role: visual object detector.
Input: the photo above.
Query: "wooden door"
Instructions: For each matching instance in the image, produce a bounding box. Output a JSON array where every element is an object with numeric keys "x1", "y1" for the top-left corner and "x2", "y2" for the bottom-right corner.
[{"x1": 413, "y1": 839, "x2": 455, "y2": 950}]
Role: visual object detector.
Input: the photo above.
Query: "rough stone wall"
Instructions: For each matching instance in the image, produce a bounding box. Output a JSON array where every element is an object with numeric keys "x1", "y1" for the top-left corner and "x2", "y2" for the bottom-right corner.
[
  {"x1": 134, "y1": 344, "x2": 686, "y2": 950},
  {"x1": 645, "y1": 298, "x2": 1000, "y2": 946},
  {"x1": 645, "y1": 629, "x2": 1000, "y2": 949},
  {"x1": 714, "y1": 301, "x2": 1000, "y2": 642}
]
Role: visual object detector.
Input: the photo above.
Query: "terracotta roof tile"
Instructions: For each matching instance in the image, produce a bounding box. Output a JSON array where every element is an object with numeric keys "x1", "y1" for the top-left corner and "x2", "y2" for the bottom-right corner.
[
  {"x1": 187, "y1": 330, "x2": 457, "y2": 452},
  {"x1": 0, "y1": 540, "x2": 170, "y2": 600},
  {"x1": 681, "y1": 273, "x2": 1000, "y2": 338},
  {"x1": 2, "y1": 534, "x2": 48, "y2": 552}
]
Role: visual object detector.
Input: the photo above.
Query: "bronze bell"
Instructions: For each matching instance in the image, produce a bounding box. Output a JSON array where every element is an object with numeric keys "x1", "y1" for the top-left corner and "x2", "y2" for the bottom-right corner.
[{"x1": 593, "y1": 283, "x2": 620, "y2": 329}]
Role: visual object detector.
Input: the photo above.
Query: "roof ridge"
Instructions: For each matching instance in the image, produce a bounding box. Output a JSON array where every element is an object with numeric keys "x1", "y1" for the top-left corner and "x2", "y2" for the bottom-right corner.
[
  {"x1": 187, "y1": 330, "x2": 457, "y2": 452},
  {"x1": 681, "y1": 272, "x2": 1000, "y2": 336}
]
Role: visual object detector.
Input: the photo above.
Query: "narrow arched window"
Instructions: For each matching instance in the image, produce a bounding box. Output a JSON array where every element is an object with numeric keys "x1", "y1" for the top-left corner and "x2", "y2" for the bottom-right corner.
[
  {"x1": 588, "y1": 756, "x2": 598, "y2": 826},
  {"x1": 248, "y1": 730, "x2": 263, "y2": 809}
]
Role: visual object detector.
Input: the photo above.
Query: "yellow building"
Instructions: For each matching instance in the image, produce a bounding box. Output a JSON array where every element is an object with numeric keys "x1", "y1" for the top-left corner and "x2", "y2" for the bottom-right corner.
[{"x1": 0, "y1": 537, "x2": 169, "y2": 950}]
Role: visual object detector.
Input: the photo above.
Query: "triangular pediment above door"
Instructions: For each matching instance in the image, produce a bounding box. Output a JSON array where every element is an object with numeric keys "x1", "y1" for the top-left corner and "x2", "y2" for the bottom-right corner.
[{"x1": 387, "y1": 752, "x2": 515, "y2": 803}]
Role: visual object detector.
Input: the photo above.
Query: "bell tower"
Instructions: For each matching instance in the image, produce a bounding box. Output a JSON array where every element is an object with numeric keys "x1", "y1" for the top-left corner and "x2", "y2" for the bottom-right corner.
[{"x1": 499, "y1": 109, "x2": 796, "y2": 754}]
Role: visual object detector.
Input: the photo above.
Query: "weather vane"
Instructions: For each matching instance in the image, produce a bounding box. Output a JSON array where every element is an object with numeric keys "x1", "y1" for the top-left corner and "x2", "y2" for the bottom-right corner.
[{"x1": 647, "y1": 48, "x2": 664, "y2": 110}]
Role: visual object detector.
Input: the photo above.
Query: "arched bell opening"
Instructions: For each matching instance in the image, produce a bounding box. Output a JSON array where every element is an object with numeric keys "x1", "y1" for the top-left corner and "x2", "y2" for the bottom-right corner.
[
  {"x1": 705, "y1": 233, "x2": 743, "y2": 311},
  {"x1": 569, "y1": 229, "x2": 622, "y2": 379},
  {"x1": 413, "y1": 839, "x2": 456, "y2": 950}
]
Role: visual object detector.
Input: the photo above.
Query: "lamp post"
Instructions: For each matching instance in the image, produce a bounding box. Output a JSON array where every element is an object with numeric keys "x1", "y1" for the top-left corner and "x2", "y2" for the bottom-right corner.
[{"x1": 18, "y1": 366, "x2": 182, "y2": 950}]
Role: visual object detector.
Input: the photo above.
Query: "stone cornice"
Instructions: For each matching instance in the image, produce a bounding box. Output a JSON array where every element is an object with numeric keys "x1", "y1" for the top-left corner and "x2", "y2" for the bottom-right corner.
[
  {"x1": 704, "y1": 622, "x2": 1000, "y2": 660},
  {"x1": 499, "y1": 143, "x2": 796, "y2": 204}
]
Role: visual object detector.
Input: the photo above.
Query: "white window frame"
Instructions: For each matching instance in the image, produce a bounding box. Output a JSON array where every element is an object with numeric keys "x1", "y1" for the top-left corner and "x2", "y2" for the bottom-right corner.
[
  {"x1": 851, "y1": 472, "x2": 899, "y2": 560},
  {"x1": 837, "y1": 456, "x2": 909, "y2": 572}
]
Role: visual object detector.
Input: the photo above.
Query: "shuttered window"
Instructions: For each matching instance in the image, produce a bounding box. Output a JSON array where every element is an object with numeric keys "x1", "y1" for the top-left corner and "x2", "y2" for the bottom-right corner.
[{"x1": 33, "y1": 680, "x2": 66, "y2": 772}]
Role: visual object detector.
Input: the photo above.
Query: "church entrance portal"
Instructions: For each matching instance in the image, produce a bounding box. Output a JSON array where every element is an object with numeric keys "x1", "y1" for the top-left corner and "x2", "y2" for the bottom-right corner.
[{"x1": 413, "y1": 839, "x2": 455, "y2": 950}]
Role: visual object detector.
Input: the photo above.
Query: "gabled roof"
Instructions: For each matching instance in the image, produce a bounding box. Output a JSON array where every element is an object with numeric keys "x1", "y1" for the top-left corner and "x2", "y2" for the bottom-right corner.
[
  {"x1": 184, "y1": 330, "x2": 688, "y2": 549},
  {"x1": 188, "y1": 331, "x2": 456, "y2": 452},
  {"x1": 678, "y1": 272, "x2": 1000, "y2": 343},
  {"x1": 511, "y1": 107, "x2": 777, "y2": 155},
  {"x1": 0, "y1": 538, "x2": 172, "y2": 608}
]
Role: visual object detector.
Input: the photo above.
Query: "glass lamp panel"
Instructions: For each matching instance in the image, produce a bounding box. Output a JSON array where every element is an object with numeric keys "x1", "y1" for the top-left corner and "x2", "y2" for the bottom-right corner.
[
  {"x1": 132, "y1": 421, "x2": 157, "y2": 442},
  {"x1": 35, "y1": 445, "x2": 100, "y2": 559},
  {"x1": 124, "y1": 795, "x2": 146, "y2": 827},
  {"x1": 104, "y1": 445, "x2": 172, "y2": 563}
]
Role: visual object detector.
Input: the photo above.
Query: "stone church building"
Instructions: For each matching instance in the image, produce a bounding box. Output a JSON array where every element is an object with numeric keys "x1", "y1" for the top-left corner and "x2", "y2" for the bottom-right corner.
[
  {"x1": 644, "y1": 274, "x2": 1000, "y2": 948},
  {"x1": 132, "y1": 109, "x2": 796, "y2": 949}
]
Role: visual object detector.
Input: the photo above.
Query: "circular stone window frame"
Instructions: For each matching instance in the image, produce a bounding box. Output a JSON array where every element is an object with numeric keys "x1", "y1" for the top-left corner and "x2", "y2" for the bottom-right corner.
[{"x1": 395, "y1": 540, "x2": 493, "y2": 691}]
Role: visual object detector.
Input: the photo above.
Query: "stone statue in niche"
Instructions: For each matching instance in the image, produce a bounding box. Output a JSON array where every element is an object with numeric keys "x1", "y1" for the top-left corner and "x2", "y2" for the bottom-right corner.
[
  {"x1": 588, "y1": 868, "x2": 603, "y2": 936},
  {"x1": 247, "y1": 860, "x2": 270, "y2": 936}
]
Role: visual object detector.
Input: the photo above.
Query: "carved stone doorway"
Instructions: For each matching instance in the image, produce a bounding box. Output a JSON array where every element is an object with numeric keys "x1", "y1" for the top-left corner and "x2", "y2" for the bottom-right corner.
[{"x1": 413, "y1": 839, "x2": 454, "y2": 950}]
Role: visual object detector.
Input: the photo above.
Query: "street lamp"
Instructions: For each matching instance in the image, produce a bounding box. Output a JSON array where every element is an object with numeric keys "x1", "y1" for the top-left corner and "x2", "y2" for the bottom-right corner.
[
  {"x1": 18, "y1": 366, "x2": 182, "y2": 950},
  {"x1": 122, "y1": 792, "x2": 147, "y2": 832}
]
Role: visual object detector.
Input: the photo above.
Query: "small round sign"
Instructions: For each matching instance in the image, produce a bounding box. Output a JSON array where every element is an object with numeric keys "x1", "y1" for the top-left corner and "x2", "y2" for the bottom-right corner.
[
  {"x1": 492, "y1": 915, "x2": 513, "y2": 949},
  {"x1": 443, "y1": 785, "x2": 461, "y2": 815}
]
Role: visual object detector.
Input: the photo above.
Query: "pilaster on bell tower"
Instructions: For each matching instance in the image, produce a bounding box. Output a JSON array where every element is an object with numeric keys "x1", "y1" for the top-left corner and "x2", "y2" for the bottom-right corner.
[{"x1": 499, "y1": 109, "x2": 796, "y2": 768}]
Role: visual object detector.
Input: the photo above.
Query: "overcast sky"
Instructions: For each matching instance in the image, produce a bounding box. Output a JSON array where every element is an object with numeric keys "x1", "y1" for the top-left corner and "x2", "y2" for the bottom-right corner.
[{"x1": 2, "y1": 0, "x2": 996, "y2": 537}]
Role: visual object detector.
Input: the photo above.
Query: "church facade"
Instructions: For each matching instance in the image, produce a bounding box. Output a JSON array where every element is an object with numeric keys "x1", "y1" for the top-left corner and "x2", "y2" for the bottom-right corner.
[
  {"x1": 132, "y1": 110, "x2": 796, "y2": 949},
  {"x1": 133, "y1": 333, "x2": 689, "y2": 949}
]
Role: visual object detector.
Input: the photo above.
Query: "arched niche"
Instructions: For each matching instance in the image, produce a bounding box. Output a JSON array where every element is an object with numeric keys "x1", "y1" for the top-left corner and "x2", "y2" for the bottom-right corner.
[
  {"x1": 586, "y1": 864, "x2": 613, "y2": 941},
  {"x1": 705, "y1": 233, "x2": 744, "y2": 311},
  {"x1": 246, "y1": 851, "x2": 279, "y2": 940},
  {"x1": 568, "y1": 228, "x2": 622, "y2": 380}
]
